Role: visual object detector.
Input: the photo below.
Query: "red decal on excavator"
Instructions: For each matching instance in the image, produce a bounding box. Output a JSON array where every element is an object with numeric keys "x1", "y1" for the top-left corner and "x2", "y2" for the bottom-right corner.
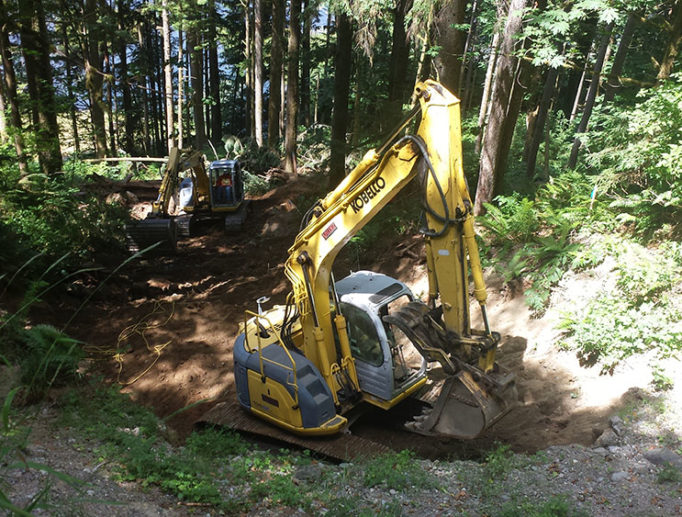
[{"x1": 322, "y1": 222, "x2": 337, "y2": 240}]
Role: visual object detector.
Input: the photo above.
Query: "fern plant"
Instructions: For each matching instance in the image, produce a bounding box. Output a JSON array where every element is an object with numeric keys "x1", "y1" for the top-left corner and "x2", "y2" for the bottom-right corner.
[{"x1": 19, "y1": 325, "x2": 84, "y2": 399}]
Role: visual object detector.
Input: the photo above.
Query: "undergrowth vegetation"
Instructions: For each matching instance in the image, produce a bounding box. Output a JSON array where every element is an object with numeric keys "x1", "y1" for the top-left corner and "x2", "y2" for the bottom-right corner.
[
  {"x1": 478, "y1": 77, "x2": 682, "y2": 376},
  {"x1": 0, "y1": 154, "x2": 129, "y2": 275}
]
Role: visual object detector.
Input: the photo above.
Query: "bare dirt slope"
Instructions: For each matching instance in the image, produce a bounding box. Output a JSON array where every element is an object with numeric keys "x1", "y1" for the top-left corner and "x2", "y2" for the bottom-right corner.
[{"x1": 57, "y1": 175, "x2": 677, "y2": 458}]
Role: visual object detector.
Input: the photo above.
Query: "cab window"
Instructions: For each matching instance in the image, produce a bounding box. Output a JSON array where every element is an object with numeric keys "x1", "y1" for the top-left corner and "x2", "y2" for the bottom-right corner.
[{"x1": 341, "y1": 303, "x2": 383, "y2": 366}]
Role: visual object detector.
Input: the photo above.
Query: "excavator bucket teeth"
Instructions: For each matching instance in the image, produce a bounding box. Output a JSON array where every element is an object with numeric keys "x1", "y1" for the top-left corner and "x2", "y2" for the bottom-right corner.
[{"x1": 407, "y1": 371, "x2": 517, "y2": 440}]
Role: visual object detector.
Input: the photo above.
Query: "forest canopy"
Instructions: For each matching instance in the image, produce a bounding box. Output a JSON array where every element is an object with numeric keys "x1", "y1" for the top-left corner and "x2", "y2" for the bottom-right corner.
[{"x1": 0, "y1": 0, "x2": 680, "y2": 266}]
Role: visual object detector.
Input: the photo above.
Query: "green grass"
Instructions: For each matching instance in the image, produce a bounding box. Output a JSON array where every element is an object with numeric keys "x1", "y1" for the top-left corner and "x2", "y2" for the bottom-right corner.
[
  {"x1": 496, "y1": 494, "x2": 589, "y2": 517},
  {"x1": 361, "y1": 449, "x2": 439, "y2": 491},
  {"x1": 57, "y1": 383, "x2": 338, "y2": 511}
]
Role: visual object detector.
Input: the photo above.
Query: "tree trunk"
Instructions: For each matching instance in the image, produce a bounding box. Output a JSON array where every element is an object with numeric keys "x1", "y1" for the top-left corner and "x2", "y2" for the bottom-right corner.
[
  {"x1": 433, "y1": 0, "x2": 467, "y2": 94},
  {"x1": 208, "y1": 0, "x2": 222, "y2": 142},
  {"x1": 137, "y1": 24, "x2": 151, "y2": 154},
  {"x1": 284, "y1": 0, "x2": 301, "y2": 173},
  {"x1": 268, "y1": 0, "x2": 284, "y2": 148},
  {"x1": 568, "y1": 22, "x2": 614, "y2": 169},
  {"x1": 300, "y1": 0, "x2": 311, "y2": 127},
  {"x1": 189, "y1": 24, "x2": 206, "y2": 149},
  {"x1": 458, "y1": 0, "x2": 479, "y2": 104},
  {"x1": 177, "y1": 28, "x2": 184, "y2": 149},
  {"x1": 603, "y1": 12, "x2": 637, "y2": 103},
  {"x1": 117, "y1": 0, "x2": 133, "y2": 154},
  {"x1": 522, "y1": 65, "x2": 544, "y2": 163},
  {"x1": 253, "y1": 0, "x2": 263, "y2": 146},
  {"x1": 162, "y1": 1, "x2": 175, "y2": 152},
  {"x1": 526, "y1": 66, "x2": 559, "y2": 178},
  {"x1": 386, "y1": 0, "x2": 413, "y2": 127},
  {"x1": 657, "y1": 1, "x2": 682, "y2": 81},
  {"x1": 151, "y1": 26, "x2": 164, "y2": 154},
  {"x1": 475, "y1": 32, "x2": 499, "y2": 155},
  {"x1": 351, "y1": 69, "x2": 361, "y2": 147},
  {"x1": 0, "y1": 24, "x2": 28, "y2": 174},
  {"x1": 474, "y1": 0, "x2": 528, "y2": 215},
  {"x1": 203, "y1": 37, "x2": 211, "y2": 140},
  {"x1": 411, "y1": 33, "x2": 431, "y2": 104},
  {"x1": 329, "y1": 13, "x2": 352, "y2": 186},
  {"x1": 104, "y1": 43, "x2": 117, "y2": 155},
  {"x1": 0, "y1": 73, "x2": 6, "y2": 143},
  {"x1": 244, "y1": 1, "x2": 254, "y2": 139},
  {"x1": 569, "y1": 56, "x2": 589, "y2": 122},
  {"x1": 83, "y1": 0, "x2": 107, "y2": 158},
  {"x1": 19, "y1": 0, "x2": 62, "y2": 172}
]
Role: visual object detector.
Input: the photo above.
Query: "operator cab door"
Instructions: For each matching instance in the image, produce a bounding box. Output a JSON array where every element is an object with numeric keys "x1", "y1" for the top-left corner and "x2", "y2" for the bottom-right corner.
[
  {"x1": 209, "y1": 161, "x2": 243, "y2": 208},
  {"x1": 341, "y1": 297, "x2": 425, "y2": 402}
]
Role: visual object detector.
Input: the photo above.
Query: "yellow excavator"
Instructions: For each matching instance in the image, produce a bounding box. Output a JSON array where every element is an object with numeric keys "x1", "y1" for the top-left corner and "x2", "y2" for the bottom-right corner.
[
  {"x1": 126, "y1": 147, "x2": 248, "y2": 253},
  {"x1": 232, "y1": 80, "x2": 516, "y2": 441}
]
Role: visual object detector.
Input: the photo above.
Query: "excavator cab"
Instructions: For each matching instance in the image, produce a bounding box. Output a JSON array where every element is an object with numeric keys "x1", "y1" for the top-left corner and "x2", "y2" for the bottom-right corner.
[
  {"x1": 209, "y1": 160, "x2": 244, "y2": 209},
  {"x1": 335, "y1": 271, "x2": 427, "y2": 402}
]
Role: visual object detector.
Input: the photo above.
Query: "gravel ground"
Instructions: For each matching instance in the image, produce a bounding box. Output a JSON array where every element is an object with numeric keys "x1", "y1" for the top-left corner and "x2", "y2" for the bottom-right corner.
[{"x1": 2, "y1": 384, "x2": 681, "y2": 516}]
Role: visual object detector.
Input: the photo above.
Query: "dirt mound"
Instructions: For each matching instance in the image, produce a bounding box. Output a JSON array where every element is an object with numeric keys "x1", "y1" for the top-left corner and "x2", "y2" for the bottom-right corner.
[{"x1": 60, "y1": 175, "x2": 656, "y2": 458}]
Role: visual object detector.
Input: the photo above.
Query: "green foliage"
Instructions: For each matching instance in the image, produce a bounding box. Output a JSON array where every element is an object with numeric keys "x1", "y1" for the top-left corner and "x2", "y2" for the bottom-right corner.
[
  {"x1": 18, "y1": 325, "x2": 84, "y2": 398},
  {"x1": 650, "y1": 364, "x2": 674, "y2": 392},
  {"x1": 480, "y1": 172, "x2": 606, "y2": 311},
  {"x1": 559, "y1": 240, "x2": 682, "y2": 373},
  {"x1": 497, "y1": 494, "x2": 588, "y2": 517},
  {"x1": 656, "y1": 463, "x2": 682, "y2": 484},
  {"x1": 238, "y1": 138, "x2": 280, "y2": 175},
  {"x1": 297, "y1": 124, "x2": 332, "y2": 172},
  {"x1": 243, "y1": 170, "x2": 272, "y2": 196},
  {"x1": 0, "y1": 160, "x2": 129, "y2": 270},
  {"x1": 58, "y1": 384, "x2": 323, "y2": 510},
  {"x1": 584, "y1": 75, "x2": 682, "y2": 236},
  {"x1": 361, "y1": 450, "x2": 437, "y2": 491},
  {"x1": 484, "y1": 443, "x2": 516, "y2": 480}
]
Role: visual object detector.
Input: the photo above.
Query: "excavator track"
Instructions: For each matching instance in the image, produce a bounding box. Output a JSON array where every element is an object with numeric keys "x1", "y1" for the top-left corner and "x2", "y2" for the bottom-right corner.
[{"x1": 199, "y1": 400, "x2": 391, "y2": 462}]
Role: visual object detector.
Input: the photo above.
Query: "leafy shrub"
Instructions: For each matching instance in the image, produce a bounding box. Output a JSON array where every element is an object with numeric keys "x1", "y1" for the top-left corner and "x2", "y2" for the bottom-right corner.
[
  {"x1": 484, "y1": 443, "x2": 516, "y2": 479},
  {"x1": 238, "y1": 138, "x2": 280, "y2": 175},
  {"x1": 559, "y1": 240, "x2": 682, "y2": 373},
  {"x1": 479, "y1": 172, "x2": 604, "y2": 311},
  {"x1": 297, "y1": 124, "x2": 332, "y2": 172},
  {"x1": 243, "y1": 170, "x2": 272, "y2": 196}
]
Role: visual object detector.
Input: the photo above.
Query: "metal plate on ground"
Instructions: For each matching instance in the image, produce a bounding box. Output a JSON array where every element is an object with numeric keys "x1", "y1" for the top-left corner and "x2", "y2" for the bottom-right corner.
[{"x1": 199, "y1": 401, "x2": 390, "y2": 462}]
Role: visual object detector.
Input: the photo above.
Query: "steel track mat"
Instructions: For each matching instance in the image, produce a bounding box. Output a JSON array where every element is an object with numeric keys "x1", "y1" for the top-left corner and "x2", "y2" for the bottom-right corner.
[{"x1": 199, "y1": 401, "x2": 391, "y2": 462}]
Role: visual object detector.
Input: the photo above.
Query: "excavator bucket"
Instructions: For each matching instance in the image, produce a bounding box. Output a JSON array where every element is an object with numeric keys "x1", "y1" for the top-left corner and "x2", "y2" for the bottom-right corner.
[
  {"x1": 384, "y1": 300, "x2": 518, "y2": 439},
  {"x1": 407, "y1": 369, "x2": 517, "y2": 439},
  {"x1": 125, "y1": 218, "x2": 177, "y2": 254}
]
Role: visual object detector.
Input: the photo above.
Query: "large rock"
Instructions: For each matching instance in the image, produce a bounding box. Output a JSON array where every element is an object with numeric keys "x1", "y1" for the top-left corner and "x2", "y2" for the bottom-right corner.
[{"x1": 643, "y1": 448, "x2": 682, "y2": 469}]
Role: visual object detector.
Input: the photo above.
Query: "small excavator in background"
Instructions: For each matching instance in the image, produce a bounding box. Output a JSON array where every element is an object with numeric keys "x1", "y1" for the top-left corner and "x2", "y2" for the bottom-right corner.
[
  {"x1": 126, "y1": 147, "x2": 248, "y2": 253},
  {"x1": 227, "y1": 80, "x2": 517, "y2": 443}
]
